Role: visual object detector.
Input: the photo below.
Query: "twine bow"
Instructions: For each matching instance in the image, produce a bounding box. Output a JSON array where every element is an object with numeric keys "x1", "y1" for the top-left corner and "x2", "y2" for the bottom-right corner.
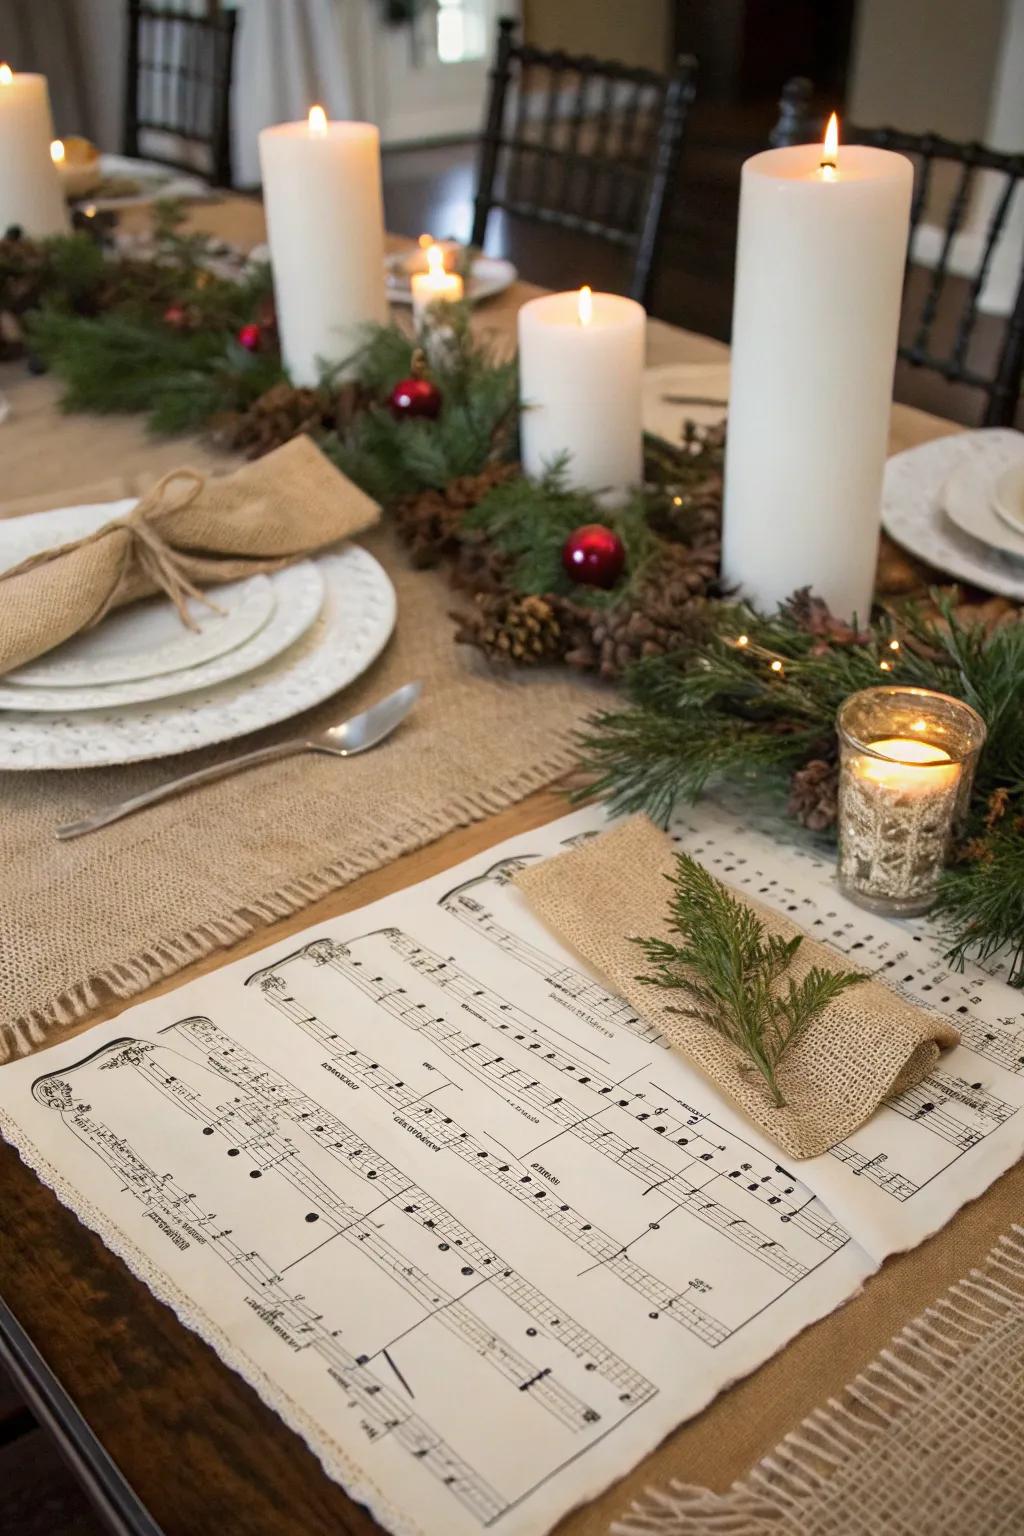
[{"x1": 1, "y1": 468, "x2": 223, "y2": 632}]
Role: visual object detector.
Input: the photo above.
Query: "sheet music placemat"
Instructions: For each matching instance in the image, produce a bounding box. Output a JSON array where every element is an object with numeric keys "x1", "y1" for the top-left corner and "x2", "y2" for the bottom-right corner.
[{"x1": 2, "y1": 801, "x2": 1023, "y2": 1536}]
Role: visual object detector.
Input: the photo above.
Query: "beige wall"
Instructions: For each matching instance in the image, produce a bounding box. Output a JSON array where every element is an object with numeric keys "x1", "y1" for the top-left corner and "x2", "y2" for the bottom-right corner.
[
  {"x1": 522, "y1": 0, "x2": 670, "y2": 73},
  {"x1": 848, "y1": 0, "x2": 1006, "y2": 136}
]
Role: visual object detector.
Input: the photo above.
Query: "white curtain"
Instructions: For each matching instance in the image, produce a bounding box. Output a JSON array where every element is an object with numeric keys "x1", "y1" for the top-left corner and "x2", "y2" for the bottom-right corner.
[{"x1": 231, "y1": 0, "x2": 358, "y2": 188}]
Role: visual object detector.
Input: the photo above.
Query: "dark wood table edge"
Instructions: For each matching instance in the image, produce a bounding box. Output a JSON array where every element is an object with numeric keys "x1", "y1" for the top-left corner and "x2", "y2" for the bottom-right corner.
[{"x1": 0, "y1": 1295, "x2": 165, "y2": 1536}]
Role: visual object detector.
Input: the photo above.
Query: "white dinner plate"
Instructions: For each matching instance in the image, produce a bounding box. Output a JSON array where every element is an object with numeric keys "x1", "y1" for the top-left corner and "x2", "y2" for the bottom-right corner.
[
  {"x1": 76, "y1": 154, "x2": 214, "y2": 211},
  {"x1": 0, "y1": 498, "x2": 282, "y2": 687},
  {"x1": 943, "y1": 452, "x2": 1024, "y2": 562},
  {"x1": 0, "y1": 562, "x2": 324, "y2": 711},
  {"x1": 0, "y1": 545, "x2": 396, "y2": 769},
  {"x1": 641, "y1": 363, "x2": 731, "y2": 445},
  {"x1": 385, "y1": 249, "x2": 518, "y2": 307},
  {"x1": 881, "y1": 429, "x2": 1024, "y2": 601}
]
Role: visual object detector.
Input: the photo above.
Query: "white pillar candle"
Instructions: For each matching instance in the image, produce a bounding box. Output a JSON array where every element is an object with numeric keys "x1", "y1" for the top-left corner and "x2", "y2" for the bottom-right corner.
[
  {"x1": 0, "y1": 65, "x2": 68, "y2": 237},
  {"x1": 722, "y1": 117, "x2": 912, "y2": 621},
  {"x1": 411, "y1": 242, "x2": 464, "y2": 327},
  {"x1": 518, "y1": 286, "x2": 645, "y2": 502},
  {"x1": 258, "y1": 106, "x2": 388, "y2": 386}
]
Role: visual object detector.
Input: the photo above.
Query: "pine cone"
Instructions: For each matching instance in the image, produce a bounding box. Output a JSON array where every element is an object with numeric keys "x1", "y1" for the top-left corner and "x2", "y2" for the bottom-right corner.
[
  {"x1": 784, "y1": 587, "x2": 871, "y2": 647},
  {"x1": 452, "y1": 592, "x2": 565, "y2": 665},
  {"x1": 787, "y1": 758, "x2": 839, "y2": 832},
  {"x1": 211, "y1": 382, "x2": 342, "y2": 459},
  {"x1": 393, "y1": 459, "x2": 518, "y2": 568}
]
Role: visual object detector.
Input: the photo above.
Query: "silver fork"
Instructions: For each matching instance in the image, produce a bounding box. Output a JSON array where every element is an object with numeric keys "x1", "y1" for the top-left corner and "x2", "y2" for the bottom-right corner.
[{"x1": 56, "y1": 681, "x2": 422, "y2": 841}]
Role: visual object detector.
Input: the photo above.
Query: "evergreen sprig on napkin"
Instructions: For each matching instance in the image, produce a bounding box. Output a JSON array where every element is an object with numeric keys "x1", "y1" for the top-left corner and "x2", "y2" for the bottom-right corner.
[{"x1": 635, "y1": 855, "x2": 866, "y2": 1107}]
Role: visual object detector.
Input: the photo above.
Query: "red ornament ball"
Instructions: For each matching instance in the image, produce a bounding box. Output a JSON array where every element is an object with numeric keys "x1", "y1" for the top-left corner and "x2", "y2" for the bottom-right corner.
[
  {"x1": 162, "y1": 303, "x2": 188, "y2": 330},
  {"x1": 389, "y1": 375, "x2": 442, "y2": 420},
  {"x1": 562, "y1": 523, "x2": 626, "y2": 588},
  {"x1": 237, "y1": 322, "x2": 262, "y2": 352}
]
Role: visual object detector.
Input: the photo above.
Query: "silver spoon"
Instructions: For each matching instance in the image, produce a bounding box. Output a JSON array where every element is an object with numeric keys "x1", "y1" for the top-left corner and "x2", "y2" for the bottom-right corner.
[{"x1": 56, "y1": 681, "x2": 422, "y2": 841}]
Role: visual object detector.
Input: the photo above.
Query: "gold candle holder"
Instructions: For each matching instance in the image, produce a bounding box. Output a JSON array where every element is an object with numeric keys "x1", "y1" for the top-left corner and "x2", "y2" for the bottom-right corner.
[{"x1": 836, "y1": 686, "x2": 986, "y2": 917}]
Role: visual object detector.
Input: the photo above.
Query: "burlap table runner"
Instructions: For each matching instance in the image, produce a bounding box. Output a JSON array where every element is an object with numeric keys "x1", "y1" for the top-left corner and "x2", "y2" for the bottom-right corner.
[
  {"x1": 0, "y1": 467, "x2": 599, "y2": 1063},
  {"x1": 515, "y1": 816, "x2": 959, "y2": 1158},
  {"x1": 615, "y1": 1225, "x2": 1024, "y2": 1536},
  {"x1": 0, "y1": 436, "x2": 380, "y2": 674}
]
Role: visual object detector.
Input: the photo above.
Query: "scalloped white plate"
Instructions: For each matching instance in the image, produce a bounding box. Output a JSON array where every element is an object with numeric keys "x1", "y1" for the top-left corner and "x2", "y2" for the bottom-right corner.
[
  {"x1": 881, "y1": 428, "x2": 1024, "y2": 600},
  {"x1": 0, "y1": 546, "x2": 395, "y2": 769}
]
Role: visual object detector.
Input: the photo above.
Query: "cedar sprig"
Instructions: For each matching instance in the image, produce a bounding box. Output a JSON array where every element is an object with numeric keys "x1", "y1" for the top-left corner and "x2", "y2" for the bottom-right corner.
[{"x1": 635, "y1": 854, "x2": 866, "y2": 1107}]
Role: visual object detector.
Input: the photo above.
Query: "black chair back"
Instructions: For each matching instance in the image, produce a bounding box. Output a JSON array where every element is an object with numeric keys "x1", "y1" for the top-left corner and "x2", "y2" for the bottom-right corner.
[
  {"x1": 771, "y1": 76, "x2": 1024, "y2": 428},
  {"x1": 471, "y1": 18, "x2": 697, "y2": 307},
  {"x1": 124, "y1": 0, "x2": 237, "y2": 188}
]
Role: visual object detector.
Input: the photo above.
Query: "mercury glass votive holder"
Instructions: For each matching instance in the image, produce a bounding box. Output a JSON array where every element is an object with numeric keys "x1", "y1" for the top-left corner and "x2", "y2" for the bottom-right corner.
[{"x1": 836, "y1": 686, "x2": 987, "y2": 917}]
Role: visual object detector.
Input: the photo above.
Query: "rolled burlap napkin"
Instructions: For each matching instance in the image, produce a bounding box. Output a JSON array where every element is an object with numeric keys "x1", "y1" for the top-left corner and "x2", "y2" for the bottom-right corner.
[
  {"x1": 0, "y1": 435, "x2": 380, "y2": 676},
  {"x1": 514, "y1": 816, "x2": 960, "y2": 1158}
]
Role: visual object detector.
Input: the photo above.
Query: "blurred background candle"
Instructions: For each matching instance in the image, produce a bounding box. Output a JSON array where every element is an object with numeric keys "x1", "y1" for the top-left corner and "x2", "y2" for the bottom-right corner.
[
  {"x1": 259, "y1": 105, "x2": 387, "y2": 385},
  {"x1": 412, "y1": 242, "x2": 464, "y2": 327},
  {"x1": 723, "y1": 116, "x2": 912, "y2": 622},
  {"x1": 0, "y1": 65, "x2": 68, "y2": 237},
  {"x1": 518, "y1": 286, "x2": 644, "y2": 502}
]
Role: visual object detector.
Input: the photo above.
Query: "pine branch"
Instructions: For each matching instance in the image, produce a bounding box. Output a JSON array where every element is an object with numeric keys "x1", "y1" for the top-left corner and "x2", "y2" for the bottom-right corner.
[{"x1": 635, "y1": 854, "x2": 866, "y2": 1106}]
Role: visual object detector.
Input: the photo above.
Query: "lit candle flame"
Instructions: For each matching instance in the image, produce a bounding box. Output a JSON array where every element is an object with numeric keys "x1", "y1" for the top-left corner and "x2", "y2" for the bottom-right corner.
[
  {"x1": 418, "y1": 232, "x2": 433, "y2": 250},
  {"x1": 0, "y1": 64, "x2": 12, "y2": 85},
  {"x1": 426, "y1": 243, "x2": 445, "y2": 280},
  {"x1": 50, "y1": 139, "x2": 65, "y2": 165},
  {"x1": 308, "y1": 104, "x2": 327, "y2": 135},
  {"x1": 577, "y1": 284, "x2": 593, "y2": 327},
  {"x1": 820, "y1": 112, "x2": 839, "y2": 173}
]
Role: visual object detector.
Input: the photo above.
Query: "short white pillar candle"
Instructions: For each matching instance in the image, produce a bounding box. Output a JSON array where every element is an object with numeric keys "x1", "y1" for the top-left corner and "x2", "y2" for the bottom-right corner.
[
  {"x1": 518, "y1": 287, "x2": 645, "y2": 502},
  {"x1": 722, "y1": 116, "x2": 913, "y2": 622},
  {"x1": 0, "y1": 65, "x2": 69, "y2": 237},
  {"x1": 411, "y1": 242, "x2": 464, "y2": 327},
  {"x1": 258, "y1": 106, "x2": 388, "y2": 386}
]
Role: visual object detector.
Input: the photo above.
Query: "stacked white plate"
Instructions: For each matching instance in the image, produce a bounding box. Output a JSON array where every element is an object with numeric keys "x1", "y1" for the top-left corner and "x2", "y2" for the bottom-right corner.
[
  {"x1": 882, "y1": 428, "x2": 1024, "y2": 599},
  {"x1": 0, "y1": 500, "x2": 396, "y2": 770}
]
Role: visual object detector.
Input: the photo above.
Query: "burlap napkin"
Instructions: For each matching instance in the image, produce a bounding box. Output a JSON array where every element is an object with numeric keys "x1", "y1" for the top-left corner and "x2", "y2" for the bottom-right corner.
[
  {"x1": 514, "y1": 816, "x2": 960, "y2": 1158},
  {"x1": 0, "y1": 434, "x2": 379, "y2": 675}
]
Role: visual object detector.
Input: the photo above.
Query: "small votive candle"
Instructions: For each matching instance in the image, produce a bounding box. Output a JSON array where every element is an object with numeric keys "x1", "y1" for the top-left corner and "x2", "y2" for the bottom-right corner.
[
  {"x1": 411, "y1": 242, "x2": 464, "y2": 327},
  {"x1": 836, "y1": 687, "x2": 986, "y2": 916}
]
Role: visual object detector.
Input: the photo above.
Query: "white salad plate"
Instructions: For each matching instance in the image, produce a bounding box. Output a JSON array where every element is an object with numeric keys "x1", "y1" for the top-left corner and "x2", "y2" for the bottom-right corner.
[
  {"x1": 78, "y1": 154, "x2": 214, "y2": 211},
  {"x1": 1, "y1": 499, "x2": 281, "y2": 687},
  {"x1": 641, "y1": 363, "x2": 731, "y2": 445},
  {"x1": 992, "y1": 463, "x2": 1024, "y2": 535},
  {"x1": 385, "y1": 249, "x2": 518, "y2": 306},
  {"x1": 0, "y1": 545, "x2": 396, "y2": 770},
  {"x1": 881, "y1": 429, "x2": 1024, "y2": 601},
  {"x1": 0, "y1": 563, "x2": 325, "y2": 712},
  {"x1": 943, "y1": 451, "x2": 1024, "y2": 562}
]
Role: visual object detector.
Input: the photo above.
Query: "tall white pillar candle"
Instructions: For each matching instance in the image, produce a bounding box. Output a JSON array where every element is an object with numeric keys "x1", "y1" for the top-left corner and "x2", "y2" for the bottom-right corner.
[
  {"x1": 518, "y1": 287, "x2": 645, "y2": 501},
  {"x1": 258, "y1": 107, "x2": 388, "y2": 386},
  {"x1": 0, "y1": 66, "x2": 68, "y2": 237},
  {"x1": 722, "y1": 122, "x2": 912, "y2": 621}
]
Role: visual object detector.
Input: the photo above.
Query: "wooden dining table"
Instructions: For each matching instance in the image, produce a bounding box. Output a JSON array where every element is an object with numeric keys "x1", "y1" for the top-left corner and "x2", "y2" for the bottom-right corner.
[{"x1": 1, "y1": 193, "x2": 1020, "y2": 1536}]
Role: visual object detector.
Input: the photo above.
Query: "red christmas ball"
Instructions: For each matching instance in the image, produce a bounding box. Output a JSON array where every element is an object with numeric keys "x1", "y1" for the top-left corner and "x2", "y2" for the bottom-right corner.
[
  {"x1": 562, "y1": 523, "x2": 626, "y2": 588},
  {"x1": 237, "y1": 322, "x2": 262, "y2": 352},
  {"x1": 163, "y1": 303, "x2": 188, "y2": 330},
  {"x1": 389, "y1": 375, "x2": 442, "y2": 420}
]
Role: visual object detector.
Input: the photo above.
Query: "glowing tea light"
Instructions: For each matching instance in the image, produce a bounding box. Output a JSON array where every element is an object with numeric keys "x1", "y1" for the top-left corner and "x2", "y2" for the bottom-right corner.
[
  {"x1": 837, "y1": 688, "x2": 986, "y2": 916},
  {"x1": 518, "y1": 285, "x2": 645, "y2": 502},
  {"x1": 411, "y1": 240, "x2": 464, "y2": 326},
  {"x1": 258, "y1": 106, "x2": 387, "y2": 384},
  {"x1": 722, "y1": 108, "x2": 913, "y2": 620},
  {"x1": 0, "y1": 64, "x2": 68, "y2": 235}
]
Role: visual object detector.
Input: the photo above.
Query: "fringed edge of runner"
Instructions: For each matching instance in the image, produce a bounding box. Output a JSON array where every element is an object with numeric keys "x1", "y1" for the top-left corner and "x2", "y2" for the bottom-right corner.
[
  {"x1": 0, "y1": 738, "x2": 583, "y2": 1063},
  {"x1": 613, "y1": 1225, "x2": 1024, "y2": 1536}
]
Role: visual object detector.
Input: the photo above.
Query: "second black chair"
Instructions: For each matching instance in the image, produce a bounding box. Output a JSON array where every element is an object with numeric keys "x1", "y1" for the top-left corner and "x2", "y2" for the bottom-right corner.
[
  {"x1": 771, "y1": 77, "x2": 1024, "y2": 428},
  {"x1": 124, "y1": 0, "x2": 237, "y2": 188},
  {"x1": 471, "y1": 18, "x2": 697, "y2": 308}
]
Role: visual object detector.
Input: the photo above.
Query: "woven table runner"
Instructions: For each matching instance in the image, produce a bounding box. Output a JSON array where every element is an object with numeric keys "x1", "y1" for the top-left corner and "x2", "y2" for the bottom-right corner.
[
  {"x1": 615, "y1": 1225, "x2": 1024, "y2": 1536},
  {"x1": 0, "y1": 463, "x2": 598, "y2": 1062}
]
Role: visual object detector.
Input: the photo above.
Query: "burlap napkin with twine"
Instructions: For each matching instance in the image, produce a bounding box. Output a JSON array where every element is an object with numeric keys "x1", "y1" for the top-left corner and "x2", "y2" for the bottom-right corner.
[
  {"x1": 0, "y1": 434, "x2": 379, "y2": 675},
  {"x1": 514, "y1": 816, "x2": 960, "y2": 1158}
]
